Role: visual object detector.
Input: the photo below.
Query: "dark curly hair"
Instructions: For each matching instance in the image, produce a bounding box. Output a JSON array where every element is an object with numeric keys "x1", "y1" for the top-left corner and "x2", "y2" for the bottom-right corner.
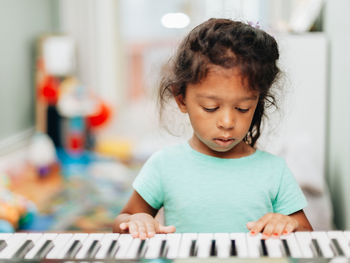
[{"x1": 158, "y1": 18, "x2": 280, "y2": 147}]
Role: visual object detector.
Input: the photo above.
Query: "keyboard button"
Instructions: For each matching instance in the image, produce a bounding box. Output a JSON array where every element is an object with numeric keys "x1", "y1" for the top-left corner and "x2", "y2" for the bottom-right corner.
[
  {"x1": 166, "y1": 233, "x2": 181, "y2": 259},
  {"x1": 75, "y1": 233, "x2": 104, "y2": 259},
  {"x1": 280, "y1": 233, "x2": 302, "y2": 258},
  {"x1": 230, "y1": 233, "x2": 248, "y2": 258},
  {"x1": 95, "y1": 233, "x2": 119, "y2": 259}
]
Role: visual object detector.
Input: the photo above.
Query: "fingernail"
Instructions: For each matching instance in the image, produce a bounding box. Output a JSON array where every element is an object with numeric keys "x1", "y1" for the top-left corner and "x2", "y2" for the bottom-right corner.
[
  {"x1": 250, "y1": 231, "x2": 255, "y2": 235},
  {"x1": 283, "y1": 230, "x2": 288, "y2": 235},
  {"x1": 273, "y1": 233, "x2": 279, "y2": 236}
]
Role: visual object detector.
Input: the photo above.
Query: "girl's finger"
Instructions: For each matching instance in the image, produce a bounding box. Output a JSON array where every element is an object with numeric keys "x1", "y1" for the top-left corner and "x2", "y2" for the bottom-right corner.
[
  {"x1": 246, "y1": 221, "x2": 255, "y2": 230},
  {"x1": 128, "y1": 222, "x2": 139, "y2": 238},
  {"x1": 136, "y1": 221, "x2": 147, "y2": 239},
  {"x1": 271, "y1": 222, "x2": 287, "y2": 237},
  {"x1": 145, "y1": 222, "x2": 156, "y2": 238},
  {"x1": 158, "y1": 225, "x2": 176, "y2": 233},
  {"x1": 283, "y1": 222, "x2": 296, "y2": 235},
  {"x1": 261, "y1": 223, "x2": 275, "y2": 238},
  {"x1": 250, "y1": 215, "x2": 271, "y2": 234},
  {"x1": 120, "y1": 222, "x2": 129, "y2": 230}
]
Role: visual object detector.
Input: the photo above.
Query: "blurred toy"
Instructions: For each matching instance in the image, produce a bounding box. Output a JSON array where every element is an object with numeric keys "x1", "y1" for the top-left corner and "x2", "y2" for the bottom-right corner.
[
  {"x1": 38, "y1": 75, "x2": 60, "y2": 105},
  {"x1": 0, "y1": 173, "x2": 37, "y2": 232},
  {"x1": 95, "y1": 137, "x2": 133, "y2": 162},
  {"x1": 28, "y1": 133, "x2": 57, "y2": 178},
  {"x1": 87, "y1": 100, "x2": 112, "y2": 130}
]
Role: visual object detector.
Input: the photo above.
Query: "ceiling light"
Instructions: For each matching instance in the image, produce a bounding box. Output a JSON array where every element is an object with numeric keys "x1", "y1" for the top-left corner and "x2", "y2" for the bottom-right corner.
[{"x1": 161, "y1": 12, "x2": 190, "y2": 29}]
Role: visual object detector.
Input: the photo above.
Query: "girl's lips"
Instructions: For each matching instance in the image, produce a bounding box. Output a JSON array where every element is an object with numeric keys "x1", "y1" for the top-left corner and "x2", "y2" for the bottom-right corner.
[{"x1": 214, "y1": 138, "x2": 235, "y2": 147}]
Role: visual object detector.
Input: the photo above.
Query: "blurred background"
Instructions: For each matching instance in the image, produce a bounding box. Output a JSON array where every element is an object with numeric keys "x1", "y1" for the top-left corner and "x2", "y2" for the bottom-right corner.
[{"x1": 0, "y1": 0, "x2": 349, "y2": 233}]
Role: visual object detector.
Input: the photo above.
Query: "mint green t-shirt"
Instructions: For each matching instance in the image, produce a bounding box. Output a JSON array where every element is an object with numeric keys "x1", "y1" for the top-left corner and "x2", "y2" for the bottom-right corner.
[{"x1": 133, "y1": 143, "x2": 307, "y2": 233}]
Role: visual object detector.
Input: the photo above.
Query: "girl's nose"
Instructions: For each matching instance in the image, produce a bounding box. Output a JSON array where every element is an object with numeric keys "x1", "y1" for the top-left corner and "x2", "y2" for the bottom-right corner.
[{"x1": 217, "y1": 110, "x2": 235, "y2": 129}]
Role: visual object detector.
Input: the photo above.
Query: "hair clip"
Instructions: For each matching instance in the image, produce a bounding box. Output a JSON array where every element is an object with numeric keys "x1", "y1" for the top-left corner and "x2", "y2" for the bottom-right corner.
[{"x1": 248, "y1": 21, "x2": 260, "y2": 29}]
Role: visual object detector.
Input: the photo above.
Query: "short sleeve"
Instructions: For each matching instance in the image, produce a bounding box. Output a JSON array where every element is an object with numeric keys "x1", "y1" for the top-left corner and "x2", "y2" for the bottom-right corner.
[
  {"x1": 273, "y1": 162, "x2": 307, "y2": 215},
  {"x1": 132, "y1": 152, "x2": 164, "y2": 210}
]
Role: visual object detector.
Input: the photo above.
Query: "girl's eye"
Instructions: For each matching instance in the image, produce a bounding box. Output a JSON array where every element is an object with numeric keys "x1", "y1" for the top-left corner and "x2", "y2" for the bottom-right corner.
[
  {"x1": 236, "y1": 107, "x2": 249, "y2": 113},
  {"x1": 203, "y1": 107, "x2": 218, "y2": 112}
]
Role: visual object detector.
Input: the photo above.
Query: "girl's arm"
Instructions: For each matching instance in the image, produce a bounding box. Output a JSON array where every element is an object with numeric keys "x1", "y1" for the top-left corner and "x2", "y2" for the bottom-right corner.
[
  {"x1": 289, "y1": 209, "x2": 313, "y2": 231},
  {"x1": 113, "y1": 190, "x2": 175, "y2": 238}
]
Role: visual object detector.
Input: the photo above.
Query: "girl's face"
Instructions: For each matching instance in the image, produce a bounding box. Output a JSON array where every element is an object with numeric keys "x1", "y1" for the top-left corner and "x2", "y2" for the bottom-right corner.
[{"x1": 175, "y1": 66, "x2": 259, "y2": 158}]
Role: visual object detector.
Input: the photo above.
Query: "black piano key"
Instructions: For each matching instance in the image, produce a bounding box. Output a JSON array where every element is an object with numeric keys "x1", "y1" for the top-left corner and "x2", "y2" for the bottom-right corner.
[
  {"x1": 34, "y1": 240, "x2": 54, "y2": 259},
  {"x1": 260, "y1": 239, "x2": 268, "y2": 256},
  {"x1": 331, "y1": 238, "x2": 345, "y2": 257},
  {"x1": 159, "y1": 239, "x2": 167, "y2": 258},
  {"x1": 106, "y1": 240, "x2": 119, "y2": 258},
  {"x1": 230, "y1": 239, "x2": 237, "y2": 256},
  {"x1": 311, "y1": 239, "x2": 323, "y2": 257},
  {"x1": 137, "y1": 239, "x2": 146, "y2": 258},
  {"x1": 13, "y1": 240, "x2": 34, "y2": 258},
  {"x1": 210, "y1": 239, "x2": 217, "y2": 256},
  {"x1": 0, "y1": 240, "x2": 7, "y2": 252},
  {"x1": 85, "y1": 240, "x2": 101, "y2": 258},
  {"x1": 64, "y1": 240, "x2": 82, "y2": 258},
  {"x1": 190, "y1": 240, "x2": 197, "y2": 257},
  {"x1": 282, "y1": 239, "x2": 291, "y2": 257}
]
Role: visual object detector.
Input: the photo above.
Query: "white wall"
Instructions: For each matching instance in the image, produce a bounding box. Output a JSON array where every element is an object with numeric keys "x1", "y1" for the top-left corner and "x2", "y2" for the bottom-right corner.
[{"x1": 324, "y1": 0, "x2": 350, "y2": 230}]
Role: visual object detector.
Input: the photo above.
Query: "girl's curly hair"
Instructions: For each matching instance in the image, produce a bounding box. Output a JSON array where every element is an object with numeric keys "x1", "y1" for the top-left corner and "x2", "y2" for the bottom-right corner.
[{"x1": 158, "y1": 18, "x2": 280, "y2": 147}]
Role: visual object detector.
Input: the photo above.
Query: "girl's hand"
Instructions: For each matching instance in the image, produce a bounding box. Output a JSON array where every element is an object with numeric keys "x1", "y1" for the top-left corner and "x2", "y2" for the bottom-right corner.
[
  {"x1": 246, "y1": 213, "x2": 299, "y2": 239},
  {"x1": 119, "y1": 213, "x2": 176, "y2": 239}
]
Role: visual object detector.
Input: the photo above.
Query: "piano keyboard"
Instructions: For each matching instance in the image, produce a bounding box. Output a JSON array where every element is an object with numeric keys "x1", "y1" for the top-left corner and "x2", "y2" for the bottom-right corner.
[{"x1": 0, "y1": 231, "x2": 350, "y2": 262}]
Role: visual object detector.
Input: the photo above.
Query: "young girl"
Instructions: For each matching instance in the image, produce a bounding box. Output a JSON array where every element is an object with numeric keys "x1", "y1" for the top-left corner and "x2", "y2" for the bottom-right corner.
[{"x1": 113, "y1": 18, "x2": 312, "y2": 239}]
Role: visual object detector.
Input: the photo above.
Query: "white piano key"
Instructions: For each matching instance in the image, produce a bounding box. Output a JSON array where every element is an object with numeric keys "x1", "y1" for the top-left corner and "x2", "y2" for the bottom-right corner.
[
  {"x1": 265, "y1": 237, "x2": 283, "y2": 258},
  {"x1": 0, "y1": 234, "x2": 12, "y2": 242},
  {"x1": 327, "y1": 231, "x2": 350, "y2": 257},
  {"x1": 196, "y1": 233, "x2": 213, "y2": 258},
  {"x1": 0, "y1": 233, "x2": 42, "y2": 259},
  {"x1": 178, "y1": 233, "x2": 197, "y2": 258},
  {"x1": 246, "y1": 233, "x2": 261, "y2": 258},
  {"x1": 166, "y1": 233, "x2": 181, "y2": 259},
  {"x1": 124, "y1": 237, "x2": 144, "y2": 259},
  {"x1": 294, "y1": 232, "x2": 314, "y2": 258},
  {"x1": 95, "y1": 233, "x2": 119, "y2": 259},
  {"x1": 114, "y1": 234, "x2": 133, "y2": 259},
  {"x1": 144, "y1": 234, "x2": 166, "y2": 259},
  {"x1": 230, "y1": 233, "x2": 248, "y2": 258},
  {"x1": 0, "y1": 233, "x2": 29, "y2": 259},
  {"x1": 343, "y1": 231, "x2": 350, "y2": 253},
  {"x1": 0, "y1": 234, "x2": 12, "y2": 253},
  {"x1": 46, "y1": 233, "x2": 73, "y2": 259},
  {"x1": 214, "y1": 233, "x2": 230, "y2": 258},
  {"x1": 311, "y1": 231, "x2": 335, "y2": 258},
  {"x1": 58, "y1": 233, "x2": 88, "y2": 259},
  {"x1": 15, "y1": 233, "x2": 42, "y2": 258},
  {"x1": 75, "y1": 233, "x2": 104, "y2": 259},
  {"x1": 280, "y1": 233, "x2": 302, "y2": 258},
  {"x1": 25, "y1": 233, "x2": 57, "y2": 259}
]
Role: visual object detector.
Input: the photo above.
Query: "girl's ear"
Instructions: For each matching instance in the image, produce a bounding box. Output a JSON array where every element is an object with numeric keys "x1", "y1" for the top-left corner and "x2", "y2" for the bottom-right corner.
[{"x1": 174, "y1": 94, "x2": 187, "y2": 113}]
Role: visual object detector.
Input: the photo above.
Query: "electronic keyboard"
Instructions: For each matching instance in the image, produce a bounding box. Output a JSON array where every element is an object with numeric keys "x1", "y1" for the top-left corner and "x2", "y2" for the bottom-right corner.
[{"x1": 0, "y1": 231, "x2": 350, "y2": 262}]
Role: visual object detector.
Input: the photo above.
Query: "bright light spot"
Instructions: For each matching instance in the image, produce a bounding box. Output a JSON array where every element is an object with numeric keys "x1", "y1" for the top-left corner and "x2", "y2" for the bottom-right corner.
[{"x1": 161, "y1": 12, "x2": 190, "y2": 29}]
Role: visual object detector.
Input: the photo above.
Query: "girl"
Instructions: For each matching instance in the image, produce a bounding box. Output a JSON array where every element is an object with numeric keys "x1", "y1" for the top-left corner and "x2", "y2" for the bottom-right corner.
[{"x1": 113, "y1": 18, "x2": 313, "y2": 239}]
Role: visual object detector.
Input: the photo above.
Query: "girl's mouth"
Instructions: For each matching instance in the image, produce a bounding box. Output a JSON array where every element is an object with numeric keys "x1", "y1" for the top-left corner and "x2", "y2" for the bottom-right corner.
[{"x1": 214, "y1": 138, "x2": 235, "y2": 147}]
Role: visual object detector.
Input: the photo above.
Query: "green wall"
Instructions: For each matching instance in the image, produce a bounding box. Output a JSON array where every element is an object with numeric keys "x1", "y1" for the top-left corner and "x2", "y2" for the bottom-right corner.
[{"x1": 0, "y1": 0, "x2": 59, "y2": 142}]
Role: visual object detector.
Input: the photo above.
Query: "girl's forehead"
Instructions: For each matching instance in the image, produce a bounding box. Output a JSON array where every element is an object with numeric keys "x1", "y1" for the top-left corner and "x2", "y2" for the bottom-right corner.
[{"x1": 189, "y1": 68, "x2": 259, "y2": 100}]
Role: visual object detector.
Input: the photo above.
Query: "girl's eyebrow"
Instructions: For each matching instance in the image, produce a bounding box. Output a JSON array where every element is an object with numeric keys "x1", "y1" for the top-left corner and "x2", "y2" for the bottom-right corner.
[{"x1": 197, "y1": 94, "x2": 258, "y2": 101}]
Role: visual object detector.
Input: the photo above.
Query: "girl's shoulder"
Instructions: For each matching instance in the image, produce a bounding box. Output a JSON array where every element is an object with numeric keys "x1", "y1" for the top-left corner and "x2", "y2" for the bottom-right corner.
[
  {"x1": 254, "y1": 149, "x2": 288, "y2": 168},
  {"x1": 147, "y1": 142, "x2": 188, "y2": 162}
]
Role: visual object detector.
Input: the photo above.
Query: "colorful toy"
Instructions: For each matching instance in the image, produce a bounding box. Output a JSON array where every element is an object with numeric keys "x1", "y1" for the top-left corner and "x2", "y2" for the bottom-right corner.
[{"x1": 87, "y1": 100, "x2": 112, "y2": 129}]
